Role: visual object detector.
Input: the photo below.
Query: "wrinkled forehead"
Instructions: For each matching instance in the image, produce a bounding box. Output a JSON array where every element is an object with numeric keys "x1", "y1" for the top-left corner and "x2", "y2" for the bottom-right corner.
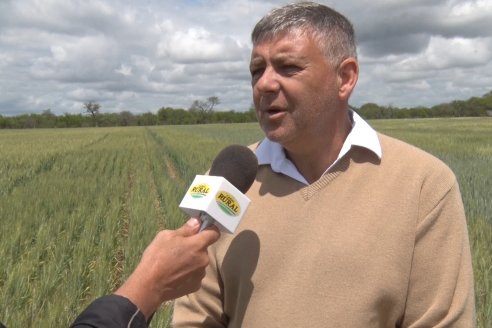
[
  {"x1": 252, "y1": 26, "x2": 316, "y2": 47},
  {"x1": 250, "y1": 28, "x2": 324, "y2": 62}
]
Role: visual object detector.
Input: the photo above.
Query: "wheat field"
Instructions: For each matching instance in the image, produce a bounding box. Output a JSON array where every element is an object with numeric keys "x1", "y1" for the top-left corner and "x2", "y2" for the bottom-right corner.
[{"x1": 0, "y1": 118, "x2": 490, "y2": 327}]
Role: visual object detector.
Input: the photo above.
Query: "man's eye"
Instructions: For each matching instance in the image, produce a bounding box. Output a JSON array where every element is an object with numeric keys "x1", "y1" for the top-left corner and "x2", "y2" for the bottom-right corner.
[
  {"x1": 250, "y1": 68, "x2": 264, "y2": 79},
  {"x1": 282, "y1": 65, "x2": 300, "y2": 75}
]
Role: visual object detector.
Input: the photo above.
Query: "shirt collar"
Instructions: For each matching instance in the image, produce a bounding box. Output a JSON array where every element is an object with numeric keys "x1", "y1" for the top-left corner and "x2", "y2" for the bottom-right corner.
[{"x1": 255, "y1": 110, "x2": 382, "y2": 184}]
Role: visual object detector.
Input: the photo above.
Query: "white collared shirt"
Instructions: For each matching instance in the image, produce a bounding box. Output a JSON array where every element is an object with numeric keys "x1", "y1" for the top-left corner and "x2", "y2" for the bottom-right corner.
[{"x1": 255, "y1": 110, "x2": 382, "y2": 185}]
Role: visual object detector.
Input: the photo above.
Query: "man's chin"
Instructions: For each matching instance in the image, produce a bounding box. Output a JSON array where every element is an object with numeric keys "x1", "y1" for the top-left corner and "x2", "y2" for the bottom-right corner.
[{"x1": 264, "y1": 132, "x2": 290, "y2": 147}]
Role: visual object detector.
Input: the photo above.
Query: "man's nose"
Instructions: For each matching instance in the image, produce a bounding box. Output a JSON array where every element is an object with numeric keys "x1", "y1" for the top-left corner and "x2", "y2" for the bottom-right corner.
[{"x1": 255, "y1": 67, "x2": 280, "y2": 94}]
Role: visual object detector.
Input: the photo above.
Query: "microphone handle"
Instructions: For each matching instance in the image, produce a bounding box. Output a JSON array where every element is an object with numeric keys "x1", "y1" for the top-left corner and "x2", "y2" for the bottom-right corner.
[{"x1": 199, "y1": 212, "x2": 214, "y2": 232}]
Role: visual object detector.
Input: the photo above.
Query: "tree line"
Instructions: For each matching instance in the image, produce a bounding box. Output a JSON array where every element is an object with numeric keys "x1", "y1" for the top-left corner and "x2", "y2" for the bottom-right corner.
[
  {"x1": 356, "y1": 91, "x2": 492, "y2": 119},
  {"x1": 0, "y1": 91, "x2": 490, "y2": 129},
  {"x1": 0, "y1": 98, "x2": 257, "y2": 129}
]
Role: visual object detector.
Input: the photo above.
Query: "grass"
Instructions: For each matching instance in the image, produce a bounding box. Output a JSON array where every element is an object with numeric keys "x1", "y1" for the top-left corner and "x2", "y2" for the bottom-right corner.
[{"x1": 0, "y1": 118, "x2": 490, "y2": 327}]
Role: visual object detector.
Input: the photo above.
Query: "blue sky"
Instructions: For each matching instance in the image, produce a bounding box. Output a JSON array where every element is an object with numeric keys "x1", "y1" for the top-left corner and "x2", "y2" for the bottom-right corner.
[{"x1": 0, "y1": 0, "x2": 491, "y2": 116}]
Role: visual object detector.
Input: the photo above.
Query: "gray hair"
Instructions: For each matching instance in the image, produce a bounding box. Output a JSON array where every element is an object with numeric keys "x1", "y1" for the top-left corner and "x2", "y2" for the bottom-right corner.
[{"x1": 251, "y1": 2, "x2": 357, "y2": 67}]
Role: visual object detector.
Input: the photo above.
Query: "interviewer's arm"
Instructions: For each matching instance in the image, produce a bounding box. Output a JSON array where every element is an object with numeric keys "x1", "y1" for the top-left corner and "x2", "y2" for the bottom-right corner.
[{"x1": 71, "y1": 217, "x2": 220, "y2": 327}]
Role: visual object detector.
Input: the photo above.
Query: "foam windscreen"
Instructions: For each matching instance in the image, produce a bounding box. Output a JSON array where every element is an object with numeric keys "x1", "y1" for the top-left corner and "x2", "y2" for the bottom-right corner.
[{"x1": 209, "y1": 145, "x2": 258, "y2": 194}]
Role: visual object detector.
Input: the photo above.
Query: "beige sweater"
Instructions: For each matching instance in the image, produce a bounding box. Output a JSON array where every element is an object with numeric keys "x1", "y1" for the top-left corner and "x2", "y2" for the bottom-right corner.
[{"x1": 173, "y1": 134, "x2": 475, "y2": 327}]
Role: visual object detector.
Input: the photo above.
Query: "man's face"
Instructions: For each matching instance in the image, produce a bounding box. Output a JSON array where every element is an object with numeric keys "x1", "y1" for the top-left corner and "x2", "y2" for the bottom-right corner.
[{"x1": 250, "y1": 31, "x2": 342, "y2": 151}]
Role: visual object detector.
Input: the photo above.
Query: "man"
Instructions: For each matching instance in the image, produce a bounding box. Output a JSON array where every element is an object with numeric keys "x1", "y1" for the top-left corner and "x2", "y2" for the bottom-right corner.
[
  {"x1": 173, "y1": 2, "x2": 475, "y2": 327},
  {"x1": 71, "y1": 217, "x2": 220, "y2": 327}
]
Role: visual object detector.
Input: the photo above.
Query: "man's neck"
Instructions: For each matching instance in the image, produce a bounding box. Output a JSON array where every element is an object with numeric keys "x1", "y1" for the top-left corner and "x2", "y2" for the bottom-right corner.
[{"x1": 285, "y1": 112, "x2": 353, "y2": 184}]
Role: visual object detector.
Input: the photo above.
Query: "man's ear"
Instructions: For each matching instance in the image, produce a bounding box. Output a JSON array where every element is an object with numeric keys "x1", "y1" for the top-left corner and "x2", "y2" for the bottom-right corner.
[{"x1": 337, "y1": 58, "x2": 358, "y2": 101}]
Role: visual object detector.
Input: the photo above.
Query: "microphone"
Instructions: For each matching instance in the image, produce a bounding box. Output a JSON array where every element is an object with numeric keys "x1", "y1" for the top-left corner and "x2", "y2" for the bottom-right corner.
[{"x1": 179, "y1": 145, "x2": 258, "y2": 234}]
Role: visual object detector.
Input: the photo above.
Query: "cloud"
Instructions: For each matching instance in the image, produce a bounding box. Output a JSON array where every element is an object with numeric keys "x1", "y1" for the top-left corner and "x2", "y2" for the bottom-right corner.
[
  {"x1": 115, "y1": 64, "x2": 133, "y2": 77},
  {"x1": 355, "y1": 0, "x2": 492, "y2": 57},
  {"x1": 399, "y1": 36, "x2": 491, "y2": 71},
  {"x1": 364, "y1": 36, "x2": 492, "y2": 87},
  {"x1": 29, "y1": 35, "x2": 121, "y2": 83},
  {"x1": 157, "y1": 27, "x2": 246, "y2": 63},
  {"x1": 0, "y1": 0, "x2": 491, "y2": 115}
]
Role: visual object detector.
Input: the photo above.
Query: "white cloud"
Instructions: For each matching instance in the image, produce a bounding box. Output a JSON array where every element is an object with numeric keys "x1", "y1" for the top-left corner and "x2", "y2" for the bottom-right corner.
[
  {"x1": 393, "y1": 37, "x2": 491, "y2": 72},
  {"x1": 11, "y1": 0, "x2": 115, "y2": 35},
  {"x1": 30, "y1": 35, "x2": 119, "y2": 83},
  {"x1": 0, "y1": 0, "x2": 491, "y2": 115},
  {"x1": 51, "y1": 45, "x2": 68, "y2": 62},
  {"x1": 115, "y1": 64, "x2": 133, "y2": 76},
  {"x1": 448, "y1": 0, "x2": 492, "y2": 21},
  {"x1": 157, "y1": 27, "x2": 246, "y2": 63},
  {"x1": 67, "y1": 88, "x2": 106, "y2": 101},
  {"x1": 0, "y1": 53, "x2": 13, "y2": 67}
]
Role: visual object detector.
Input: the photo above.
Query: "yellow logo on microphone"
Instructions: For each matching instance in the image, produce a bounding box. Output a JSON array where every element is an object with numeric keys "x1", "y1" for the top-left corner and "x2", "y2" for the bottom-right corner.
[
  {"x1": 216, "y1": 191, "x2": 240, "y2": 216},
  {"x1": 189, "y1": 183, "x2": 210, "y2": 198}
]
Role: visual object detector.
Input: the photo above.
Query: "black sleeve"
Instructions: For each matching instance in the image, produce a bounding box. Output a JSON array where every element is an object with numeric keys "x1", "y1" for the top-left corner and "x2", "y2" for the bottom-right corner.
[{"x1": 70, "y1": 294, "x2": 148, "y2": 328}]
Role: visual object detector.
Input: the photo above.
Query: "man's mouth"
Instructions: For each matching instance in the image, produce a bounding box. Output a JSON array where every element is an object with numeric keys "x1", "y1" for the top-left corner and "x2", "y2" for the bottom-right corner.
[{"x1": 265, "y1": 106, "x2": 285, "y2": 115}]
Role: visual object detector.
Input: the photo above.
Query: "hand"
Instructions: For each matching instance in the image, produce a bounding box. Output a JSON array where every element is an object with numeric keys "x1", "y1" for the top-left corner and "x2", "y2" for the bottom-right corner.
[{"x1": 114, "y1": 217, "x2": 220, "y2": 319}]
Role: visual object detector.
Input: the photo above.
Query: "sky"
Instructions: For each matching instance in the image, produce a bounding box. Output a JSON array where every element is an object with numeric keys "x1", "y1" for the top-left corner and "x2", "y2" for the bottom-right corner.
[{"x1": 0, "y1": 0, "x2": 491, "y2": 116}]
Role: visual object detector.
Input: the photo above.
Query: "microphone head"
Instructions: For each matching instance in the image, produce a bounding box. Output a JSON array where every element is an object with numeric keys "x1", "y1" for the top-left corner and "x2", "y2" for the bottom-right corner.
[{"x1": 209, "y1": 145, "x2": 258, "y2": 194}]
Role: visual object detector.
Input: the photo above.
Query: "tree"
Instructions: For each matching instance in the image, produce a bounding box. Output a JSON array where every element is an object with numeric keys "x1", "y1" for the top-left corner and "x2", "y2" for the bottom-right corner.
[
  {"x1": 40, "y1": 109, "x2": 56, "y2": 128},
  {"x1": 119, "y1": 111, "x2": 135, "y2": 126},
  {"x1": 207, "y1": 96, "x2": 220, "y2": 111},
  {"x1": 189, "y1": 96, "x2": 220, "y2": 113},
  {"x1": 358, "y1": 103, "x2": 384, "y2": 119},
  {"x1": 189, "y1": 96, "x2": 220, "y2": 124},
  {"x1": 137, "y1": 112, "x2": 158, "y2": 126},
  {"x1": 84, "y1": 101, "x2": 101, "y2": 127}
]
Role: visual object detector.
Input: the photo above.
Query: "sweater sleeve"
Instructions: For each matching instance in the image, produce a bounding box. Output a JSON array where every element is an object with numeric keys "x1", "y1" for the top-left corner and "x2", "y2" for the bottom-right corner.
[
  {"x1": 401, "y1": 179, "x2": 476, "y2": 327},
  {"x1": 173, "y1": 244, "x2": 227, "y2": 327},
  {"x1": 70, "y1": 294, "x2": 148, "y2": 328}
]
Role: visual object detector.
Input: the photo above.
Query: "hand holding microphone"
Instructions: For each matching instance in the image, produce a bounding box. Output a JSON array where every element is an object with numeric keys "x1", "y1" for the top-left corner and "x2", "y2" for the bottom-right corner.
[
  {"x1": 180, "y1": 145, "x2": 258, "y2": 234},
  {"x1": 113, "y1": 217, "x2": 219, "y2": 319},
  {"x1": 72, "y1": 218, "x2": 220, "y2": 326}
]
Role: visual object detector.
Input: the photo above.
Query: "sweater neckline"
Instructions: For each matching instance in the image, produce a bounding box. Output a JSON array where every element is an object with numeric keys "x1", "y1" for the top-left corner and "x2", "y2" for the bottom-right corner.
[{"x1": 299, "y1": 155, "x2": 350, "y2": 200}]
